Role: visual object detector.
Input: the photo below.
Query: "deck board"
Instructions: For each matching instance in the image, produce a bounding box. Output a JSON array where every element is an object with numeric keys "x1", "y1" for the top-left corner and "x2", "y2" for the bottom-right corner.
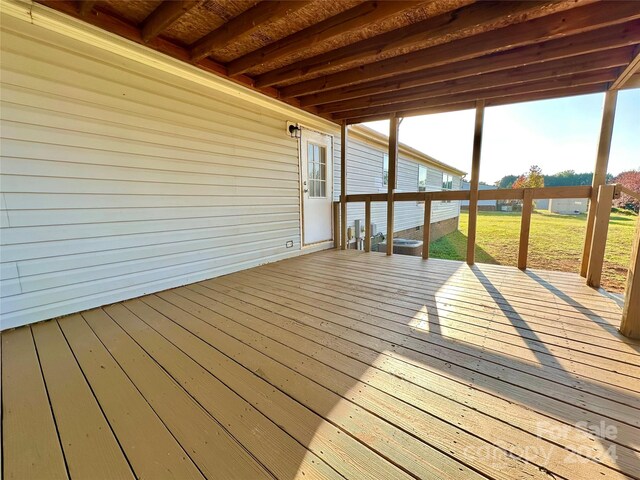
[{"x1": 2, "y1": 250, "x2": 639, "y2": 479}]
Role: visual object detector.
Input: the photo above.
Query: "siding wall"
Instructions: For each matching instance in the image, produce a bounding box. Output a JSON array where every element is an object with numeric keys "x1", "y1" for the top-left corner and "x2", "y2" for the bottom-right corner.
[
  {"x1": 0, "y1": 15, "x2": 335, "y2": 329},
  {"x1": 333, "y1": 135, "x2": 461, "y2": 240}
]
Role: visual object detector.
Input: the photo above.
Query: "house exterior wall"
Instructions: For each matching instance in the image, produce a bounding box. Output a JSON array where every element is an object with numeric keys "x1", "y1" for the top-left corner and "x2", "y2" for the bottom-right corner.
[
  {"x1": 549, "y1": 198, "x2": 589, "y2": 214},
  {"x1": 333, "y1": 134, "x2": 462, "y2": 244},
  {"x1": 0, "y1": 11, "x2": 339, "y2": 329}
]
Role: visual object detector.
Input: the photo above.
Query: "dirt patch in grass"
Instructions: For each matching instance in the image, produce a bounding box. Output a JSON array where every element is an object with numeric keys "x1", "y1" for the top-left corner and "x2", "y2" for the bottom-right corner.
[{"x1": 428, "y1": 210, "x2": 636, "y2": 293}]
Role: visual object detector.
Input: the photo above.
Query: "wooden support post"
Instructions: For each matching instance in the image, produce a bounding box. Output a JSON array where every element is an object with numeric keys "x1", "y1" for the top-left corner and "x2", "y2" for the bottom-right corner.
[
  {"x1": 340, "y1": 121, "x2": 348, "y2": 250},
  {"x1": 586, "y1": 184, "x2": 615, "y2": 288},
  {"x1": 581, "y1": 90, "x2": 617, "y2": 277},
  {"x1": 518, "y1": 189, "x2": 534, "y2": 270},
  {"x1": 364, "y1": 198, "x2": 371, "y2": 253},
  {"x1": 333, "y1": 201, "x2": 340, "y2": 249},
  {"x1": 422, "y1": 193, "x2": 432, "y2": 260},
  {"x1": 467, "y1": 100, "x2": 485, "y2": 265},
  {"x1": 386, "y1": 115, "x2": 400, "y2": 256},
  {"x1": 620, "y1": 216, "x2": 640, "y2": 339}
]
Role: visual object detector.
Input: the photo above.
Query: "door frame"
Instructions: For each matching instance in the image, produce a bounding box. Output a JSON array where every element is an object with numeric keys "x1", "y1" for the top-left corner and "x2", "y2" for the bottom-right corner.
[{"x1": 298, "y1": 125, "x2": 335, "y2": 249}]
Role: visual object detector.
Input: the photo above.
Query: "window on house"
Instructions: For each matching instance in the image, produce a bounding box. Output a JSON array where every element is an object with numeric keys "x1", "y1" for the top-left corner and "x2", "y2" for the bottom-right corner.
[
  {"x1": 382, "y1": 153, "x2": 389, "y2": 186},
  {"x1": 307, "y1": 143, "x2": 327, "y2": 198},
  {"x1": 418, "y1": 165, "x2": 428, "y2": 192},
  {"x1": 442, "y1": 173, "x2": 454, "y2": 203}
]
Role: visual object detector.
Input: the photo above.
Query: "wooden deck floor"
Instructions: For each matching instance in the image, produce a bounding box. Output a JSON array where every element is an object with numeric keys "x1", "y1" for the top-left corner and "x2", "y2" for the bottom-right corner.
[{"x1": 2, "y1": 249, "x2": 639, "y2": 480}]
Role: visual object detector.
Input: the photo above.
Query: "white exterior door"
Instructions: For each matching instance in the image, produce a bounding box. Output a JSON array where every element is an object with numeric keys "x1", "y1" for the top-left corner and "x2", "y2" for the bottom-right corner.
[{"x1": 300, "y1": 129, "x2": 333, "y2": 245}]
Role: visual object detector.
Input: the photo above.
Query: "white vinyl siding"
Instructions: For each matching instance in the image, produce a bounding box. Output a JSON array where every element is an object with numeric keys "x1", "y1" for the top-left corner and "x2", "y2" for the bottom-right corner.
[
  {"x1": 0, "y1": 17, "x2": 329, "y2": 329},
  {"x1": 333, "y1": 135, "x2": 461, "y2": 238}
]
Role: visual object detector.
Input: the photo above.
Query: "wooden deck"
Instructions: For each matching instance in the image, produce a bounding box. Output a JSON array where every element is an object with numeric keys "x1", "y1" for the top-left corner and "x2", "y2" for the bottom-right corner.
[{"x1": 2, "y1": 249, "x2": 639, "y2": 480}]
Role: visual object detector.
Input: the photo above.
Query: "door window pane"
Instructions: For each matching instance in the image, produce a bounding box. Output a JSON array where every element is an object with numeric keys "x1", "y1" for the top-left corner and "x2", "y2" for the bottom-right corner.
[{"x1": 307, "y1": 142, "x2": 327, "y2": 198}]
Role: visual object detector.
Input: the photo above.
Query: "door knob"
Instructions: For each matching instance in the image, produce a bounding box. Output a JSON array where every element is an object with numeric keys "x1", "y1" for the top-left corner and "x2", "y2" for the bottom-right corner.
[{"x1": 304, "y1": 188, "x2": 309, "y2": 193}]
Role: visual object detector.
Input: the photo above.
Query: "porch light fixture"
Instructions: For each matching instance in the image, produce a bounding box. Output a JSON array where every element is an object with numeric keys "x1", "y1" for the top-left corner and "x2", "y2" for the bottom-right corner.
[{"x1": 287, "y1": 122, "x2": 301, "y2": 138}]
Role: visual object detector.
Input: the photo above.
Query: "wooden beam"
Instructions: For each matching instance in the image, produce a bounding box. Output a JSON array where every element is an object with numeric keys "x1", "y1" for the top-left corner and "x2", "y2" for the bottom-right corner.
[
  {"x1": 610, "y1": 45, "x2": 640, "y2": 90},
  {"x1": 386, "y1": 116, "x2": 400, "y2": 256},
  {"x1": 467, "y1": 101, "x2": 484, "y2": 266},
  {"x1": 364, "y1": 198, "x2": 371, "y2": 253},
  {"x1": 190, "y1": 1, "x2": 307, "y2": 62},
  {"x1": 255, "y1": 0, "x2": 587, "y2": 89},
  {"x1": 620, "y1": 217, "x2": 640, "y2": 339},
  {"x1": 331, "y1": 68, "x2": 618, "y2": 121},
  {"x1": 318, "y1": 52, "x2": 631, "y2": 114},
  {"x1": 344, "y1": 82, "x2": 607, "y2": 124},
  {"x1": 333, "y1": 201, "x2": 340, "y2": 249},
  {"x1": 278, "y1": 7, "x2": 640, "y2": 98},
  {"x1": 227, "y1": 1, "x2": 427, "y2": 77},
  {"x1": 141, "y1": 1, "x2": 199, "y2": 43},
  {"x1": 422, "y1": 193, "x2": 432, "y2": 260},
  {"x1": 518, "y1": 189, "x2": 534, "y2": 270},
  {"x1": 299, "y1": 33, "x2": 638, "y2": 108},
  {"x1": 581, "y1": 90, "x2": 618, "y2": 277},
  {"x1": 78, "y1": 0, "x2": 96, "y2": 16},
  {"x1": 586, "y1": 184, "x2": 615, "y2": 288},
  {"x1": 340, "y1": 122, "x2": 348, "y2": 250}
]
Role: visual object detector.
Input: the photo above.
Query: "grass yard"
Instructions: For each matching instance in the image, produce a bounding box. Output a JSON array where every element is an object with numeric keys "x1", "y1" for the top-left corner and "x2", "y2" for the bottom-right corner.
[{"x1": 429, "y1": 210, "x2": 638, "y2": 293}]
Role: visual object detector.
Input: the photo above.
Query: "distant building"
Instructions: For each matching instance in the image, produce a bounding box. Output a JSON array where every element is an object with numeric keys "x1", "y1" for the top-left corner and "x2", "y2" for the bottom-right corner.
[
  {"x1": 549, "y1": 198, "x2": 589, "y2": 214},
  {"x1": 461, "y1": 181, "x2": 497, "y2": 211}
]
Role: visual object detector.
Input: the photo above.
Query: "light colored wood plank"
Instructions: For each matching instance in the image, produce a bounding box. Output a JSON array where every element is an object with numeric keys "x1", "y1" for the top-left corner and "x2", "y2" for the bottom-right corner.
[
  {"x1": 113, "y1": 299, "x2": 341, "y2": 480},
  {"x1": 31, "y1": 320, "x2": 134, "y2": 480},
  {"x1": 467, "y1": 101, "x2": 484, "y2": 265},
  {"x1": 1, "y1": 326, "x2": 68, "y2": 480},
  {"x1": 581, "y1": 90, "x2": 618, "y2": 276},
  {"x1": 386, "y1": 115, "x2": 399, "y2": 256},
  {"x1": 587, "y1": 184, "x2": 616, "y2": 288},
  {"x1": 136, "y1": 295, "x2": 413, "y2": 480},
  {"x1": 57, "y1": 313, "x2": 205, "y2": 480},
  {"x1": 190, "y1": 280, "x2": 639, "y2": 477},
  {"x1": 87, "y1": 306, "x2": 273, "y2": 480},
  {"x1": 620, "y1": 217, "x2": 640, "y2": 339},
  {"x1": 518, "y1": 188, "x2": 534, "y2": 270}
]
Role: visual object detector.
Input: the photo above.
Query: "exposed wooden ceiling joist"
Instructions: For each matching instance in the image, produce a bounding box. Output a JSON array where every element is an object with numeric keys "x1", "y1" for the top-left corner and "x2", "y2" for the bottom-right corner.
[
  {"x1": 318, "y1": 48, "x2": 633, "y2": 114},
  {"x1": 333, "y1": 68, "x2": 619, "y2": 121},
  {"x1": 299, "y1": 29, "x2": 640, "y2": 108},
  {"x1": 190, "y1": 1, "x2": 308, "y2": 62},
  {"x1": 345, "y1": 83, "x2": 609, "y2": 124},
  {"x1": 141, "y1": 1, "x2": 200, "y2": 43},
  {"x1": 77, "y1": 0, "x2": 96, "y2": 17},
  {"x1": 255, "y1": 0, "x2": 586, "y2": 89},
  {"x1": 610, "y1": 45, "x2": 640, "y2": 89},
  {"x1": 226, "y1": 0, "x2": 433, "y2": 77},
  {"x1": 279, "y1": 2, "x2": 640, "y2": 98}
]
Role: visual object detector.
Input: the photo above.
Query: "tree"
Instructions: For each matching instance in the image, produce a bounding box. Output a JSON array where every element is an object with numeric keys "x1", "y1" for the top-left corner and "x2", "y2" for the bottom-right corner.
[
  {"x1": 512, "y1": 165, "x2": 545, "y2": 189},
  {"x1": 495, "y1": 174, "x2": 518, "y2": 189},
  {"x1": 613, "y1": 170, "x2": 640, "y2": 212}
]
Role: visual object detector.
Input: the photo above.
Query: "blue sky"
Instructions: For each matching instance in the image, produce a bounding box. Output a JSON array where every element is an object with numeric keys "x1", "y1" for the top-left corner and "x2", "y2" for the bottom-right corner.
[{"x1": 364, "y1": 88, "x2": 639, "y2": 184}]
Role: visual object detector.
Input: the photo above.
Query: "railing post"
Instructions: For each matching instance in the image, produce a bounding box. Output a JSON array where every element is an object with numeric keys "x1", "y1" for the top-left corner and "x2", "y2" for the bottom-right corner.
[
  {"x1": 422, "y1": 193, "x2": 432, "y2": 260},
  {"x1": 518, "y1": 189, "x2": 534, "y2": 270},
  {"x1": 364, "y1": 197, "x2": 371, "y2": 252},
  {"x1": 581, "y1": 90, "x2": 617, "y2": 276},
  {"x1": 586, "y1": 184, "x2": 615, "y2": 288},
  {"x1": 386, "y1": 115, "x2": 400, "y2": 256},
  {"x1": 620, "y1": 216, "x2": 640, "y2": 339},
  {"x1": 333, "y1": 201, "x2": 340, "y2": 249},
  {"x1": 467, "y1": 100, "x2": 485, "y2": 265},
  {"x1": 340, "y1": 121, "x2": 348, "y2": 250}
]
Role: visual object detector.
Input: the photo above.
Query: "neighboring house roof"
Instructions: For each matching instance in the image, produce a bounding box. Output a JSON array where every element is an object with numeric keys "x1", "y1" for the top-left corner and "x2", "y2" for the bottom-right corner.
[
  {"x1": 461, "y1": 181, "x2": 498, "y2": 190},
  {"x1": 350, "y1": 124, "x2": 467, "y2": 177}
]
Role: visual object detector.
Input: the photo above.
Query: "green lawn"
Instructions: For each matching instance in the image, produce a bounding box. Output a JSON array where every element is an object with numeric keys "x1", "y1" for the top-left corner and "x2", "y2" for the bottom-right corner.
[{"x1": 429, "y1": 210, "x2": 637, "y2": 292}]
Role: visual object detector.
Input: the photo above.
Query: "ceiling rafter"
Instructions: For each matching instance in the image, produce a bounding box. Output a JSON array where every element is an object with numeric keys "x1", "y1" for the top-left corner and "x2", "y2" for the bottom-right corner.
[
  {"x1": 298, "y1": 33, "x2": 639, "y2": 108},
  {"x1": 226, "y1": 0, "x2": 443, "y2": 77},
  {"x1": 141, "y1": 1, "x2": 200, "y2": 43},
  {"x1": 190, "y1": 1, "x2": 308, "y2": 63},
  {"x1": 610, "y1": 45, "x2": 640, "y2": 89},
  {"x1": 318, "y1": 48, "x2": 633, "y2": 114},
  {"x1": 332, "y1": 69, "x2": 619, "y2": 121},
  {"x1": 279, "y1": 2, "x2": 640, "y2": 98},
  {"x1": 254, "y1": 0, "x2": 584, "y2": 89}
]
